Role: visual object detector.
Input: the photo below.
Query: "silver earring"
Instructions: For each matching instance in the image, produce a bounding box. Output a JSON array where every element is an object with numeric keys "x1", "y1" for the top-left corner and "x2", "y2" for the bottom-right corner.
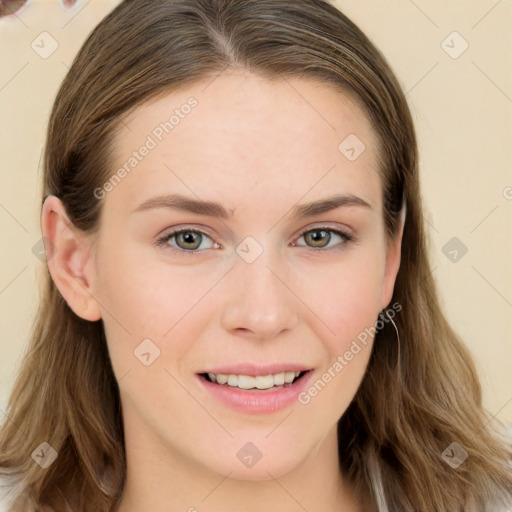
[{"x1": 378, "y1": 309, "x2": 402, "y2": 372}]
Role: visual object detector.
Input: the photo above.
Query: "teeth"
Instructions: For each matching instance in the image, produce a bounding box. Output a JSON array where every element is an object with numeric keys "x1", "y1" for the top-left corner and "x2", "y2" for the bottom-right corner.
[
  {"x1": 206, "y1": 371, "x2": 302, "y2": 390},
  {"x1": 274, "y1": 372, "x2": 285, "y2": 386}
]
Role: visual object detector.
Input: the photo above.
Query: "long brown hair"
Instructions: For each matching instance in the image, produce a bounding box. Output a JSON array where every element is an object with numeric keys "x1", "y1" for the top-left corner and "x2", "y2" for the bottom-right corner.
[{"x1": 1, "y1": 1, "x2": 511, "y2": 510}]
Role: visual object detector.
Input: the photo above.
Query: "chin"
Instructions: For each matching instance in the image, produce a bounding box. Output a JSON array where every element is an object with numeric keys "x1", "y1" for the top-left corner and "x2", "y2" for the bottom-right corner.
[
  {"x1": 215, "y1": 457, "x2": 303, "y2": 481},
  {"x1": 197, "y1": 438, "x2": 311, "y2": 481}
]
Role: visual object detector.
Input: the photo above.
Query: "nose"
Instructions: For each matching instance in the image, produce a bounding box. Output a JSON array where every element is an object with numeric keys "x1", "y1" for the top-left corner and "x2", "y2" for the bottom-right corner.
[{"x1": 220, "y1": 249, "x2": 299, "y2": 340}]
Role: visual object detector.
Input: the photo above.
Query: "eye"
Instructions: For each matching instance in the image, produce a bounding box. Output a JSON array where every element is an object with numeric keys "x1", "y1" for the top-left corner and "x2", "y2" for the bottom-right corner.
[
  {"x1": 293, "y1": 227, "x2": 352, "y2": 250},
  {"x1": 156, "y1": 225, "x2": 353, "y2": 255},
  {"x1": 156, "y1": 228, "x2": 220, "y2": 253}
]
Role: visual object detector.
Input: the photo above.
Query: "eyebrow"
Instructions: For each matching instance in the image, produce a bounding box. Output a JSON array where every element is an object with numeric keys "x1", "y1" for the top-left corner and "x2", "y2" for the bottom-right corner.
[{"x1": 131, "y1": 193, "x2": 372, "y2": 219}]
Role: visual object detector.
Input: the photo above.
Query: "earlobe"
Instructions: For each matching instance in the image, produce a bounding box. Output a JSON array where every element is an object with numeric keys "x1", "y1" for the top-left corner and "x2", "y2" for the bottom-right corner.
[{"x1": 41, "y1": 195, "x2": 102, "y2": 322}]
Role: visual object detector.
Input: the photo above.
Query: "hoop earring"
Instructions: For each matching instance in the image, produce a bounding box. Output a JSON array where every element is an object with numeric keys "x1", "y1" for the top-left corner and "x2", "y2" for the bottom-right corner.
[{"x1": 378, "y1": 309, "x2": 402, "y2": 372}]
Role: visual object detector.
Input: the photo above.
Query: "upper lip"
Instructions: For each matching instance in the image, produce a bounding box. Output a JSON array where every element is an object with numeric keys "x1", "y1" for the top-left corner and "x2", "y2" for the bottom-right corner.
[{"x1": 198, "y1": 363, "x2": 312, "y2": 376}]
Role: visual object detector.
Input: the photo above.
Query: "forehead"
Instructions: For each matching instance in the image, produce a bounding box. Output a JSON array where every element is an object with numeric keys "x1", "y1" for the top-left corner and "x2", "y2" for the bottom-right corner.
[{"x1": 107, "y1": 71, "x2": 381, "y2": 214}]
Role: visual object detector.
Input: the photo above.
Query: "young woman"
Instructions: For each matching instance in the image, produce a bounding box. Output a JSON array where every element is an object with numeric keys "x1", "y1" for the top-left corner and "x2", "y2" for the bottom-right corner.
[{"x1": 1, "y1": 1, "x2": 511, "y2": 511}]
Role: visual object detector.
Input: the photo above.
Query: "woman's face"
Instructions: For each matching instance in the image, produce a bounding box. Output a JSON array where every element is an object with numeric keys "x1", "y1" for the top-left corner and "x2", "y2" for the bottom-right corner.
[{"x1": 73, "y1": 71, "x2": 401, "y2": 480}]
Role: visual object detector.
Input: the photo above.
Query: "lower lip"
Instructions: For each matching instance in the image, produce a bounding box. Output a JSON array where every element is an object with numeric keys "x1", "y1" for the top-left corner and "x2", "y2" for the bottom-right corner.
[{"x1": 197, "y1": 371, "x2": 314, "y2": 415}]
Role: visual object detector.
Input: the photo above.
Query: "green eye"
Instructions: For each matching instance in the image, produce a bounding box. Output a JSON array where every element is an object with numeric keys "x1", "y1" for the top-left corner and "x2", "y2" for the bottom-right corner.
[
  {"x1": 175, "y1": 231, "x2": 204, "y2": 251},
  {"x1": 157, "y1": 229, "x2": 216, "y2": 253},
  {"x1": 304, "y1": 229, "x2": 332, "y2": 248},
  {"x1": 156, "y1": 226, "x2": 352, "y2": 255},
  {"x1": 298, "y1": 228, "x2": 352, "y2": 250}
]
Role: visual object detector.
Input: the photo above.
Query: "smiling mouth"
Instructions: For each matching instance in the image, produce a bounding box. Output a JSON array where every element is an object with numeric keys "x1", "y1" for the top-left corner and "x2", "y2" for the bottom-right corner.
[{"x1": 198, "y1": 370, "x2": 310, "y2": 392}]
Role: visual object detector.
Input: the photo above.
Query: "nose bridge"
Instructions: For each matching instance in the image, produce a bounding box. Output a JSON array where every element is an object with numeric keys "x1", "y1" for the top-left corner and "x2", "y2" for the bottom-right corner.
[{"x1": 220, "y1": 244, "x2": 298, "y2": 338}]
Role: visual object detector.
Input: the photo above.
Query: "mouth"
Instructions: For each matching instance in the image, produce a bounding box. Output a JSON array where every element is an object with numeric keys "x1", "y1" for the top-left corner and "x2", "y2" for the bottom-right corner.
[
  {"x1": 198, "y1": 370, "x2": 311, "y2": 392},
  {"x1": 196, "y1": 367, "x2": 314, "y2": 414}
]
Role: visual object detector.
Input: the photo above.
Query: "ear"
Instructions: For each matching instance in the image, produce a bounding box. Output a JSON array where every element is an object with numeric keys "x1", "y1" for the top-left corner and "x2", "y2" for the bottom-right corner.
[
  {"x1": 41, "y1": 195, "x2": 102, "y2": 321},
  {"x1": 379, "y1": 204, "x2": 406, "y2": 311}
]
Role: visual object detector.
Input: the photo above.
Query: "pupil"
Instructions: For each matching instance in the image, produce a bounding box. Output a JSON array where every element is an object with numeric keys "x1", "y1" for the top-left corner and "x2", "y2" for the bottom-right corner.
[
  {"x1": 180, "y1": 232, "x2": 200, "y2": 249},
  {"x1": 308, "y1": 230, "x2": 329, "y2": 247}
]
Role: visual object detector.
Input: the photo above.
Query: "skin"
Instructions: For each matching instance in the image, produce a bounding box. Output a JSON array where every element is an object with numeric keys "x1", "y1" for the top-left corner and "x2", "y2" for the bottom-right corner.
[{"x1": 42, "y1": 70, "x2": 403, "y2": 512}]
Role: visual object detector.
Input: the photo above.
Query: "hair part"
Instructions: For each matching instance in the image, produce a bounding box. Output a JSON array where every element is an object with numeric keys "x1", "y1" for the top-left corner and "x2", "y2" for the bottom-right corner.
[{"x1": 1, "y1": 1, "x2": 511, "y2": 510}]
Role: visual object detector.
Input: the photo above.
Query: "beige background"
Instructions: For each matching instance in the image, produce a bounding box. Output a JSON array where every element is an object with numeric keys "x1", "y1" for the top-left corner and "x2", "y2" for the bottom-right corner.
[{"x1": 1, "y1": 0, "x2": 511, "y2": 432}]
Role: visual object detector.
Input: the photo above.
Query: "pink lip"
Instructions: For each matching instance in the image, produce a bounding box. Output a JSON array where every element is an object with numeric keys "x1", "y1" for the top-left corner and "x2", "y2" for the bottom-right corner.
[
  {"x1": 196, "y1": 369, "x2": 314, "y2": 415},
  {"x1": 199, "y1": 362, "x2": 311, "y2": 376}
]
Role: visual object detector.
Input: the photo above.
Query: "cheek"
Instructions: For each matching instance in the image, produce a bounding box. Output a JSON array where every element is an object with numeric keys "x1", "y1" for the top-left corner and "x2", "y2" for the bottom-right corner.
[
  {"x1": 296, "y1": 255, "x2": 381, "y2": 421},
  {"x1": 94, "y1": 244, "x2": 228, "y2": 377},
  {"x1": 96, "y1": 241, "x2": 222, "y2": 333},
  {"x1": 295, "y1": 245, "x2": 385, "y2": 344},
  {"x1": 300, "y1": 344, "x2": 372, "y2": 432},
  {"x1": 292, "y1": 246, "x2": 383, "y2": 416}
]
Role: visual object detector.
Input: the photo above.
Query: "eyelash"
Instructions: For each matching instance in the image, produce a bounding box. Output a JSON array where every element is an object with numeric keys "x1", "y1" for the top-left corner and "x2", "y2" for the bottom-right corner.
[{"x1": 155, "y1": 226, "x2": 353, "y2": 255}]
